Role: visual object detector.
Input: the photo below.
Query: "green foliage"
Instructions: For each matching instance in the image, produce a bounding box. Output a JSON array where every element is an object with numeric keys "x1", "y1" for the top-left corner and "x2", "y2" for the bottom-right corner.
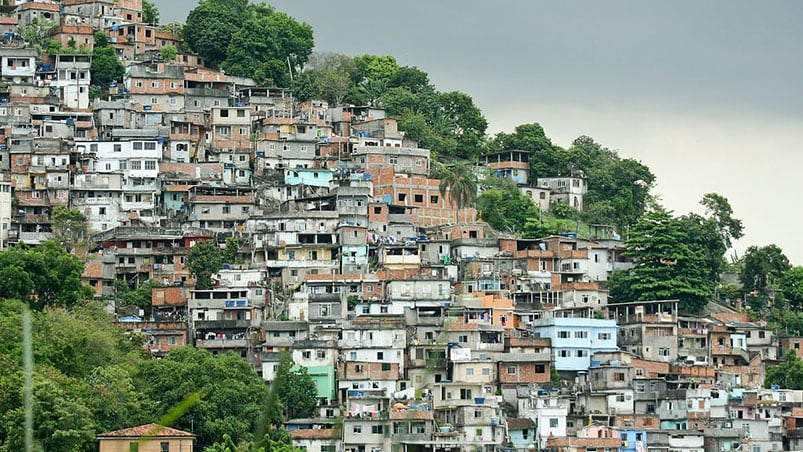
[
  {"x1": 142, "y1": 0, "x2": 159, "y2": 25},
  {"x1": 780, "y1": 266, "x2": 803, "y2": 308},
  {"x1": 50, "y1": 205, "x2": 88, "y2": 251},
  {"x1": 607, "y1": 208, "x2": 715, "y2": 313},
  {"x1": 137, "y1": 347, "x2": 267, "y2": 449},
  {"x1": 490, "y1": 130, "x2": 655, "y2": 230},
  {"x1": 94, "y1": 31, "x2": 108, "y2": 48},
  {"x1": 0, "y1": 301, "x2": 150, "y2": 450},
  {"x1": 741, "y1": 244, "x2": 790, "y2": 307},
  {"x1": 184, "y1": 0, "x2": 249, "y2": 68},
  {"x1": 186, "y1": 239, "x2": 223, "y2": 289},
  {"x1": 223, "y1": 236, "x2": 241, "y2": 265},
  {"x1": 115, "y1": 280, "x2": 156, "y2": 316},
  {"x1": 439, "y1": 163, "x2": 478, "y2": 223},
  {"x1": 17, "y1": 18, "x2": 55, "y2": 54},
  {"x1": 159, "y1": 45, "x2": 178, "y2": 62},
  {"x1": 0, "y1": 241, "x2": 92, "y2": 310},
  {"x1": 158, "y1": 21, "x2": 184, "y2": 36},
  {"x1": 766, "y1": 350, "x2": 803, "y2": 389},
  {"x1": 701, "y1": 193, "x2": 744, "y2": 249},
  {"x1": 91, "y1": 45, "x2": 125, "y2": 86},
  {"x1": 284, "y1": 367, "x2": 318, "y2": 420},
  {"x1": 477, "y1": 177, "x2": 537, "y2": 233},
  {"x1": 222, "y1": 5, "x2": 313, "y2": 86},
  {"x1": 550, "y1": 367, "x2": 561, "y2": 387}
]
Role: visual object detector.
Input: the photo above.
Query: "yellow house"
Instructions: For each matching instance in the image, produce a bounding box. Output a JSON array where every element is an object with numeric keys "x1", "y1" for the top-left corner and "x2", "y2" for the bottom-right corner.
[{"x1": 96, "y1": 424, "x2": 195, "y2": 452}]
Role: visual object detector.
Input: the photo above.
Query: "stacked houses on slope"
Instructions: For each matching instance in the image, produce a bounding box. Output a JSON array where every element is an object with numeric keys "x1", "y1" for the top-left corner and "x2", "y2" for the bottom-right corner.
[{"x1": 2, "y1": 2, "x2": 803, "y2": 452}]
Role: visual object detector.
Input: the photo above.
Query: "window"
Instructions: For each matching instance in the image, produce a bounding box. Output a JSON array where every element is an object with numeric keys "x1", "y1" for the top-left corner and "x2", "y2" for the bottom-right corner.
[
  {"x1": 558, "y1": 331, "x2": 570, "y2": 339},
  {"x1": 614, "y1": 372, "x2": 625, "y2": 381},
  {"x1": 130, "y1": 160, "x2": 141, "y2": 170},
  {"x1": 377, "y1": 352, "x2": 384, "y2": 360},
  {"x1": 129, "y1": 443, "x2": 139, "y2": 452},
  {"x1": 574, "y1": 331, "x2": 588, "y2": 339},
  {"x1": 317, "y1": 350, "x2": 326, "y2": 359},
  {"x1": 535, "y1": 364, "x2": 546, "y2": 373},
  {"x1": 507, "y1": 366, "x2": 516, "y2": 375},
  {"x1": 550, "y1": 418, "x2": 559, "y2": 428},
  {"x1": 160, "y1": 442, "x2": 169, "y2": 452},
  {"x1": 113, "y1": 143, "x2": 122, "y2": 152},
  {"x1": 237, "y1": 109, "x2": 246, "y2": 117},
  {"x1": 389, "y1": 156, "x2": 398, "y2": 164},
  {"x1": 458, "y1": 335, "x2": 468, "y2": 343},
  {"x1": 431, "y1": 195, "x2": 439, "y2": 203},
  {"x1": 414, "y1": 194, "x2": 423, "y2": 203},
  {"x1": 382, "y1": 363, "x2": 391, "y2": 371},
  {"x1": 144, "y1": 160, "x2": 156, "y2": 170},
  {"x1": 352, "y1": 426, "x2": 362, "y2": 434},
  {"x1": 559, "y1": 350, "x2": 570, "y2": 357},
  {"x1": 371, "y1": 425, "x2": 384, "y2": 434},
  {"x1": 302, "y1": 351, "x2": 311, "y2": 359},
  {"x1": 635, "y1": 368, "x2": 644, "y2": 377},
  {"x1": 222, "y1": 206, "x2": 231, "y2": 214},
  {"x1": 466, "y1": 368, "x2": 474, "y2": 376},
  {"x1": 218, "y1": 126, "x2": 230, "y2": 135},
  {"x1": 576, "y1": 350, "x2": 587, "y2": 357},
  {"x1": 598, "y1": 332, "x2": 611, "y2": 340}
]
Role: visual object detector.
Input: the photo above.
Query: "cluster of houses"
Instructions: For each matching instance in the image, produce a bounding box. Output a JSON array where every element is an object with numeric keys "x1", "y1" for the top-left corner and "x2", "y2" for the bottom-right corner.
[{"x1": 4, "y1": 2, "x2": 803, "y2": 452}]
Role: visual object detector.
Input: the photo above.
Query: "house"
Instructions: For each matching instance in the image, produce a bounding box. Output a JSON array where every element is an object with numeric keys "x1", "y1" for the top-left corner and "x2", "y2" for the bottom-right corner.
[
  {"x1": 96, "y1": 423, "x2": 194, "y2": 452},
  {"x1": 538, "y1": 171, "x2": 589, "y2": 211},
  {"x1": 531, "y1": 316, "x2": 618, "y2": 373}
]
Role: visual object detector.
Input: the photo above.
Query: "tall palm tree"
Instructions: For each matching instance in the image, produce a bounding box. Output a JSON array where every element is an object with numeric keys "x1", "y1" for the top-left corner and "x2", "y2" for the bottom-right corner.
[{"x1": 439, "y1": 163, "x2": 478, "y2": 225}]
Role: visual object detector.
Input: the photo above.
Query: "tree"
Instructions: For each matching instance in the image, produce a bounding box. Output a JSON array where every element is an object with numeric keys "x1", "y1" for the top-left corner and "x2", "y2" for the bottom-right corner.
[
  {"x1": 607, "y1": 208, "x2": 715, "y2": 313},
  {"x1": 142, "y1": 0, "x2": 159, "y2": 25},
  {"x1": 439, "y1": 163, "x2": 478, "y2": 224},
  {"x1": 50, "y1": 205, "x2": 88, "y2": 252},
  {"x1": 766, "y1": 350, "x2": 803, "y2": 389},
  {"x1": 781, "y1": 267, "x2": 803, "y2": 309},
  {"x1": 223, "y1": 236, "x2": 240, "y2": 265},
  {"x1": 184, "y1": 0, "x2": 249, "y2": 68},
  {"x1": 158, "y1": 21, "x2": 185, "y2": 37},
  {"x1": 159, "y1": 44, "x2": 178, "y2": 62},
  {"x1": 222, "y1": 5, "x2": 314, "y2": 86},
  {"x1": 283, "y1": 367, "x2": 318, "y2": 420},
  {"x1": 0, "y1": 241, "x2": 92, "y2": 310},
  {"x1": 186, "y1": 239, "x2": 223, "y2": 290},
  {"x1": 17, "y1": 18, "x2": 55, "y2": 54},
  {"x1": 476, "y1": 176, "x2": 537, "y2": 233},
  {"x1": 91, "y1": 34, "x2": 124, "y2": 86},
  {"x1": 741, "y1": 244, "x2": 791, "y2": 310},
  {"x1": 700, "y1": 193, "x2": 744, "y2": 249},
  {"x1": 436, "y1": 91, "x2": 488, "y2": 160},
  {"x1": 137, "y1": 347, "x2": 267, "y2": 449}
]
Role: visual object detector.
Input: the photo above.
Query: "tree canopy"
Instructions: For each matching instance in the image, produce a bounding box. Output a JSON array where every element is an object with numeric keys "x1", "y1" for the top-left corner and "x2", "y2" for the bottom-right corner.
[
  {"x1": 91, "y1": 31, "x2": 125, "y2": 86},
  {"x1": 0, "y1": 241, "x2": 93, "y2": 310},
  {"x1": 439, "y1": 163, "x2": 478, "y2": 224},
  {"x1": 186, "y1": 239, "x2": 223, "y2": 290},
  {"x1": 607, "y1": 208, "x2": 715, "y2": 313},
  {"x1": 185, "y1": 0, "x2": 313, "y2": 84}
]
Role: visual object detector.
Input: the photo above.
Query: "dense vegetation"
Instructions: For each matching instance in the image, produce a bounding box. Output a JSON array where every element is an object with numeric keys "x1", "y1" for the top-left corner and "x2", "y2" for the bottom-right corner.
[{"x1": 0, "y1": 240, "x2": 317, "y2": 451}]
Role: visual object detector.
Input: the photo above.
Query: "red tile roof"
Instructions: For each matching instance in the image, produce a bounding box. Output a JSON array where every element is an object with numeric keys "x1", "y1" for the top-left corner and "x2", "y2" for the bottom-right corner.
[{"x1": 97, "y1": 424, "x2": 195, "y2": 438}]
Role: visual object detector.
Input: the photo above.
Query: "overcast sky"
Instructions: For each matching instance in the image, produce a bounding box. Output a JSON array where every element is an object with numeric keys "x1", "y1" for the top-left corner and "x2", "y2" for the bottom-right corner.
[{"x1": 154, "y1": 0, "x2": 803, "y2": 264}]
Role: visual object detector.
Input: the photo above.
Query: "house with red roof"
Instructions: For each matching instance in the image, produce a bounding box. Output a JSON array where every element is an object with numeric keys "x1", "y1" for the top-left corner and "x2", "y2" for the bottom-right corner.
[{"x1": 96, "y1": 423, "x2": 195, "y2": 452}]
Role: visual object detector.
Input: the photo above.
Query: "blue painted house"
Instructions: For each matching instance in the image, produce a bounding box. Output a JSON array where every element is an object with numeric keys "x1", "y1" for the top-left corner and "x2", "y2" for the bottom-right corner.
[{"x1": 532, "y1": 317, "x2": 618, "y2": 371}]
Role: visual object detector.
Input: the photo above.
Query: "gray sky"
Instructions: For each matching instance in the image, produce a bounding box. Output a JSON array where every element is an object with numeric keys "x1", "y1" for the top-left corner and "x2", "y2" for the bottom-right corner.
[{"x1": 155, "y1": 0, "x2": 803, "y2": 264}]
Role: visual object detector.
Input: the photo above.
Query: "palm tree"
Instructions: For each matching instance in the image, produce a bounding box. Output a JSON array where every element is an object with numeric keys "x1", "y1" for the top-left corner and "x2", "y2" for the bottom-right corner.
[{"x1": 439, "y1": 163, "x2": 478, "y2": 225}]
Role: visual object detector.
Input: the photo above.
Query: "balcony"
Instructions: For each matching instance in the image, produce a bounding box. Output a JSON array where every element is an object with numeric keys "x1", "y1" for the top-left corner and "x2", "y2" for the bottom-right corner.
[
  {"x1": 194, "y1": 319, "x2": 253, "y2": 330},
  {"x1": 263, "y1": 259, "x2": 339, "y2": 268}
]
